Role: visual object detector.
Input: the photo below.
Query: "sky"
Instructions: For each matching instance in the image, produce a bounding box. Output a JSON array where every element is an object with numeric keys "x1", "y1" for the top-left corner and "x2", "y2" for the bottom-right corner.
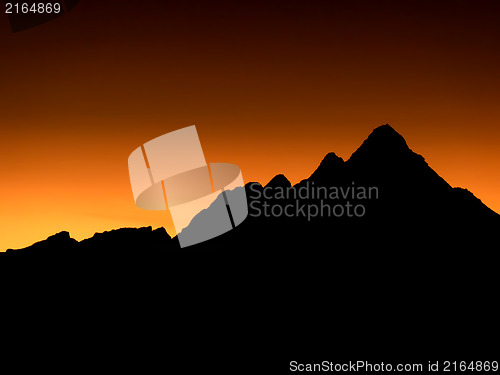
[{"x1": 1, "y1": 0, "x2": 499, "y2": 250}]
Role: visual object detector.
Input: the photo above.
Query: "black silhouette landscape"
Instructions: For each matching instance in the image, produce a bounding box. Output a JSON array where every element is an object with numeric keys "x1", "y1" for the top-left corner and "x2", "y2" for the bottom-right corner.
[
  {"x1": 4, "y1": 124, "x2": 498, "y2": 354},
  {"x1": 2, "y1": 125, "x2": 498, "y2": 261}
]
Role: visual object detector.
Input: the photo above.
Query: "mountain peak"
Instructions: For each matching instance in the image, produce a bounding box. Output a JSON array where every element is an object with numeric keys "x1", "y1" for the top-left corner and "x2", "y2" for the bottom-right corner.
[
  {"x1": 265, "y1": 174, "x2": 291, "y2": 188},
  {"x1": 319, "y1": 152, "x2": 344, "y2": 168},
  {"x1": 374, "y1": 123, "x2": 397, "y2": 133},
  {"x1": 348, "y1": 124, "x2": 411, "y2": 163},
  {"x1": 365, "y1": 124, "x2": 408, "y2": 149},
  {"x1": 306, "y1": 152, "x2": 345, "y2": 183},
  {"x1": 47, "y1": 231, "x2": 71, "y2": 241}
]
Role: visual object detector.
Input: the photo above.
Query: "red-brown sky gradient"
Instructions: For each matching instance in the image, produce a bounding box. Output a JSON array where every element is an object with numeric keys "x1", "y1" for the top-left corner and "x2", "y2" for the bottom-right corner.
[{"x1": 1, "y1": 0, "x2": 499, "y2": 250}]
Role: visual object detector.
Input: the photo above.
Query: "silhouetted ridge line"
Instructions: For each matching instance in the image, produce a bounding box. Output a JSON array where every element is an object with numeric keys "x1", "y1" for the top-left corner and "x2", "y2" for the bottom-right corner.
[
  {"x1": 2, "y1": 124, "x2": 499, "y2": 258},
  {"x1": 2, "y1": 226, "x2": 174, "y2": 256}
]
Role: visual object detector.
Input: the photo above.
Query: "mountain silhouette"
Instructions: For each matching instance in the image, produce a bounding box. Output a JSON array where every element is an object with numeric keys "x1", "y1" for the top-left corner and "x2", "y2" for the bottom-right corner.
[
  {"x1": 2, "y1": 124, "x2": 498, "y2": 258},
  {"x1": 3, "y1": 124, "x2": 498, "y2": 356},
  {"x1": 264, "y1": 174, "x2": 292, "y2": 188}
]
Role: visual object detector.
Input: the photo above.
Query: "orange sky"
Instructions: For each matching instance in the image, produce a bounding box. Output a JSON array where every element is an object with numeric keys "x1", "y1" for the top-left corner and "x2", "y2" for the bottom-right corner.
[{"x1": 1, "y1": 0, "x2": 499, "y2": 250}]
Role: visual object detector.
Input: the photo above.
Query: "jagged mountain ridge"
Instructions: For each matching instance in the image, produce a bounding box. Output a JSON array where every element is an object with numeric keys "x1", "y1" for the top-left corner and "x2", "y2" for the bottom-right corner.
[{"x1": 2, "y1": 124, "x2": 498, "y2": 256}]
